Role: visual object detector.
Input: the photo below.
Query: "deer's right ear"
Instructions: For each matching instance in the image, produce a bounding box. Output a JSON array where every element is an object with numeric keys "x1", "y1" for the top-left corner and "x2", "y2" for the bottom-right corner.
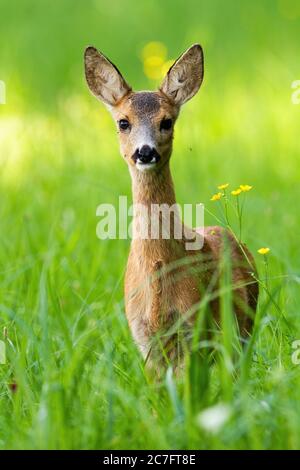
[
  {"x1": 84, "y1": 46, "x2": 131, "y2": 107},
  {"x1": 159, "y1": 44, "x2": 204, "y2": 106}
]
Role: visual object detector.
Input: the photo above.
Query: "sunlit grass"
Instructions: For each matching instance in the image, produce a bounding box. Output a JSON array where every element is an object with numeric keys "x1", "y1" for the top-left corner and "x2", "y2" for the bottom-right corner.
[{"x1": 1, "y1": 0, "x2": 300, "y2": 450}]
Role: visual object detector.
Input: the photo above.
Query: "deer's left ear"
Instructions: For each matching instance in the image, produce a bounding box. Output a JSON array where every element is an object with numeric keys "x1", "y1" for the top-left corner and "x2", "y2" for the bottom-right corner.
[
  {"x1": 84, "y1": 46, "x2": 131, "y2": 107},
  {"x1": 159, "y1": 44, "x2": 204, "y2": 106}
]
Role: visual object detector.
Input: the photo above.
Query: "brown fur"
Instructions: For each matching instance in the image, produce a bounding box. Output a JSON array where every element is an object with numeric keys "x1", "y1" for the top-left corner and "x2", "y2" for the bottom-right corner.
[
  {"x1": 125, "y1": 165, "x2": 258, "y2": 364},
  {"x1": 84, "y1": 44, "x2": 258, "y2": 368}
]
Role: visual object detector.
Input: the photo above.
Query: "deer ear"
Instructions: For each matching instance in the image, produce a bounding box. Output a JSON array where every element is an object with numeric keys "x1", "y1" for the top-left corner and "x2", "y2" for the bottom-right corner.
[
  {"x1": 84, "y1": 46, "x2": 131, "y2": 107},
  {"x1": 159, "y1": 44, "x2": 204, "y2": 106}
]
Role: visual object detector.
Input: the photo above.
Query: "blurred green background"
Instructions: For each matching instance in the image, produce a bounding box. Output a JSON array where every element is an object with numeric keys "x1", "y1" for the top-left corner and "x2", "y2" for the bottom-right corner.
[{"x1": 1, "y1": 0, "x2": 300, "y2": 450}]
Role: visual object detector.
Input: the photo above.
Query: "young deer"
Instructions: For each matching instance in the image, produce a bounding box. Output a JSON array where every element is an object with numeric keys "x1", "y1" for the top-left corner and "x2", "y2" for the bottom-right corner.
[{"x1": 84, "y1": 44, "x2": 258, "y2": 367}]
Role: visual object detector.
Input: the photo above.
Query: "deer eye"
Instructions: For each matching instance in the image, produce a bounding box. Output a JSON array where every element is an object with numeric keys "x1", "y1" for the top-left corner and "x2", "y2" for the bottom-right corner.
[
  {"x1": 119, "y1": 119, "x2": 130, "y2": 131},
  {"x1": 160, "y1": 118, "x2": 172, "y2": 131}
]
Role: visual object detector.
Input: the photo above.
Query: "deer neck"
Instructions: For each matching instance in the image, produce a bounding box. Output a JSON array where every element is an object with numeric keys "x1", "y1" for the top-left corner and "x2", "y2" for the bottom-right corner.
[
  {"x1": 131, "y1": 163, "x2": 176, "y2": 207},
  {"x1": 129, "y1": 163, "x2": 185, "y2": 265}
]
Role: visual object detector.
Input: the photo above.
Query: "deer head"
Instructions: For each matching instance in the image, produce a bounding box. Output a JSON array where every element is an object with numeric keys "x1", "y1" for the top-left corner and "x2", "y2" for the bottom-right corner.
[{"x1": 84, "y1": 44, "x2": 204, "y2": 173}]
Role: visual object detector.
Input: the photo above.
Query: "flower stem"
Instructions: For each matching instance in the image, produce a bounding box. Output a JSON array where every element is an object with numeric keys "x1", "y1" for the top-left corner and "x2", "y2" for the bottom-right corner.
[
  {"x1": 264, "y1": 255, "x2": 269, "y2": 290},
  {"x1": 236, "y1": 197, "x2": 242, "y2": 242},
  {"x1": 223, "y1": 189, "x2": 230, "y2": 226}
]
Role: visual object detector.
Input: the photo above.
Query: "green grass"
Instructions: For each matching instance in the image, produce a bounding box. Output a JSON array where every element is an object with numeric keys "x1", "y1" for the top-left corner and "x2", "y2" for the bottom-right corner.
[{"x1": 1, "y1": 0, "x2": 300, "y2": 450}]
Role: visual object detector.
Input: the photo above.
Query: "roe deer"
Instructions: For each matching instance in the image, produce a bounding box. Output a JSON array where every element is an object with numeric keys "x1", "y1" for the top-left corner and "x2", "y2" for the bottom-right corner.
[{"x1": 84, "y1": 44, "x2": 258, "y2": 368}]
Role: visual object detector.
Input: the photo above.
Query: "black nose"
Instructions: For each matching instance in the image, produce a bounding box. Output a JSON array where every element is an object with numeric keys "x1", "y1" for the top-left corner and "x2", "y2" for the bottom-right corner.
[{"x1": 137, "y1": 145, "x2": 158, "y2": 164}]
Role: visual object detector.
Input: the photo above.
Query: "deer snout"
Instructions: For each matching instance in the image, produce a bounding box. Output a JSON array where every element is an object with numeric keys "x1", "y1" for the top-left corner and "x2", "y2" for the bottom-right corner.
[{"x1": 132, "y1": 145, "x2": 161, "y2": 166}]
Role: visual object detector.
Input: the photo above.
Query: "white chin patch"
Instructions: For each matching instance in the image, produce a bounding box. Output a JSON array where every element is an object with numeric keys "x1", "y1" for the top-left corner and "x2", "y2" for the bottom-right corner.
[
  {"x1": 136, "y1": 158, "x2": 157, "y2": 172},
  {"x1": 136, "y1": 162, "x2": 156, "y2": 172}
]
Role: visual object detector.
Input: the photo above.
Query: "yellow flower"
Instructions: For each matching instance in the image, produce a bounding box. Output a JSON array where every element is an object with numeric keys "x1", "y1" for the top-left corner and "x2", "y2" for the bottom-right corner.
[
  {"x1": 210, "y1": 192, "x2": 222, "y2": 201},
  {"x1": 240, "y1": 184, "x2": 253, "y2": 192},
  {"x1": 231, "y1": 188, "x2": 242, "y2": 196},
  {"x1": 218, "y1": 183, "x2": 229, "y2": 190},
  {"x1": 257, "y1": 247, "x2": 270, "y2": 255},
  {"x1": 142, "y1": 42, "x2": 168, "y2": 80},
  {"x1": 142, "y1": 42, "x2": 167, "y2": 61},
  {"x1": 143, "y1": 56, "x2": 165, "y2": 79}
]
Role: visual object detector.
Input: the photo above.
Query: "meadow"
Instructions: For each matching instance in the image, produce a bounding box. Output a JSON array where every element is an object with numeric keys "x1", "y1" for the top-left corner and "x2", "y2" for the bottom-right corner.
[{"x1": 0, "y1": 0, "x2": 300, "y2": 450}]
